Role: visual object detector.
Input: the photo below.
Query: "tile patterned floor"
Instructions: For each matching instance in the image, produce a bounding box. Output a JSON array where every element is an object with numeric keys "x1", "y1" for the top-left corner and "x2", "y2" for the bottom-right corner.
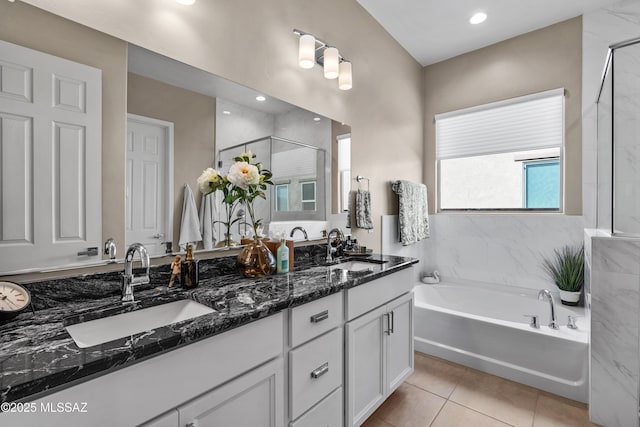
[{"x1": 362, "y1": 352, "x2": 600, "y2": 427}]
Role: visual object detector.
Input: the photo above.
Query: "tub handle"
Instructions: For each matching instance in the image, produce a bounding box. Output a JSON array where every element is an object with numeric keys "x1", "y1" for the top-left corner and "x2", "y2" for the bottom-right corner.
[
  {"x1": 524, "y1": 314, "x2": 539, "y2": 329},
  {"x1": 567, "y1": 315, "x2": 579, "y2": 330}
]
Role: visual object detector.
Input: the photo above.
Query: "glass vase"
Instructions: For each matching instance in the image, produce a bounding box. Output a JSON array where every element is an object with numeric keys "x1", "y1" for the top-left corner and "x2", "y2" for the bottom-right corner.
[
  {"x1": 237, "y1": 237, "x2": 275, "y2": 278},
  {"x1": 215, "y1": 233, "x2": 238, "y2": 248}
]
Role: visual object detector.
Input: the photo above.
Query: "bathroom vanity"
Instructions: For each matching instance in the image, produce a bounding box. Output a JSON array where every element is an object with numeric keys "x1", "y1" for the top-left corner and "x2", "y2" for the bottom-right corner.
[{"x1": 0, "y1": 251, "x2": 417, "y2": 427}]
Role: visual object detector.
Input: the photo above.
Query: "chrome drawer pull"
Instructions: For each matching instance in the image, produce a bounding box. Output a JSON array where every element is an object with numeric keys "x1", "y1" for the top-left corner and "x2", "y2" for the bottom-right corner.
[
  {"x1": 310, "y1": 362, "x2": 329, "y2": 379},
  {"x1": 310, "y1": 310, "x2": 329, "y2": 323}
]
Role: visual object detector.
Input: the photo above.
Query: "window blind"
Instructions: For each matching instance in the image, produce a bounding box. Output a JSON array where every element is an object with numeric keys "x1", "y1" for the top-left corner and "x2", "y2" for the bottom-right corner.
[{"x1": 435, "y1": 88, "x2": 564, "y2": 160}]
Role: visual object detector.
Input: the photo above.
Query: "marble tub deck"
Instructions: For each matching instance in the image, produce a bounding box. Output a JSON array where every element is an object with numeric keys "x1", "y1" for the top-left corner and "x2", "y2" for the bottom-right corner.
[{"x1": 0, "y1": 250, "x2": 417, "y2": 404}]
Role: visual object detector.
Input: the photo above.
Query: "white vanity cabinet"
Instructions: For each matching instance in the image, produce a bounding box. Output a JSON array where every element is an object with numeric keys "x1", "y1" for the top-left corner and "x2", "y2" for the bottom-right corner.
[
  {"x1": 11, "y1": 313, "x2": 284, "y2": 427},
  {"x1": 177, "y1": 357, "x2": 283, "y2": 427},
  {"x1": 288, "y1": 291, "x2": 344, "y2": 427},
  {"x1": 344, "y1": 268, "x2": 415, "y2": 427}
]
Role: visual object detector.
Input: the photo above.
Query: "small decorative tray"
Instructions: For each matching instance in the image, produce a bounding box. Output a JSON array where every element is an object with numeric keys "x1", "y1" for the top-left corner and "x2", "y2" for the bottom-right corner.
[{"x1": 344, "y1": 249, "x2": 373, "y2": 257}]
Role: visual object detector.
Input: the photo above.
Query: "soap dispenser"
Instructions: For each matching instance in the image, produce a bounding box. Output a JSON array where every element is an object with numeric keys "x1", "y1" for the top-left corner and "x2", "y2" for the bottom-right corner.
[
  {"x1": 181, "y1": 244, "x2": 199, "y2": 289},
  {"x1": 276, "y1": 238, "x2": 289, "y2": 273}
]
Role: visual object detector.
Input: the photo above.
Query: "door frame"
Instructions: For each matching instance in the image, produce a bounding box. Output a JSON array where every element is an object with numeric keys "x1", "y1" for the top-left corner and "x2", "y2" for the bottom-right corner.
[{"x1": 126, "y1": 113, "x2": 175, "y2": 251}]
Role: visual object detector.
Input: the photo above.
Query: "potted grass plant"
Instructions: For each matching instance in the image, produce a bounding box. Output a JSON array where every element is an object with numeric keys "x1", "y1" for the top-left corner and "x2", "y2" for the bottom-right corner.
[{"x1": 542, "y1": 245, "x2": 584, "y2": 306}]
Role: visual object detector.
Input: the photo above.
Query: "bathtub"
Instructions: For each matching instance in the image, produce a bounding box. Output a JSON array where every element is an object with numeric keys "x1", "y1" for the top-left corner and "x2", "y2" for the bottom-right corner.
[{"x1": 413, "y1": 278, "x2": 589, "y2": 403}]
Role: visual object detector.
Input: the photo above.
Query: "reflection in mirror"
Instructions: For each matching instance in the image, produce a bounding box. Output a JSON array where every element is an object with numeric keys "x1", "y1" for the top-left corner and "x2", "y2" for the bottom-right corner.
[
  {"x1": 217, "y1": 137, "x2": 327, "y2": 245},
  {"x1": 129, "y1": 45, "x2": 349, "y2": 249}
]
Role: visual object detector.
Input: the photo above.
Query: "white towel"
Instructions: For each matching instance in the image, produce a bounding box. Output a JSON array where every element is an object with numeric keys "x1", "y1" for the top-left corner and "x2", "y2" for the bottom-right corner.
[
  {"x1": 179, "y1": 184, "x2": 202, "y2": 251},
  {"x1": 391, "y1": 180, "x2": 429, "y2": 245},
  {"x1": 199, "y1": 192, "x2": 216, "y2": 250}
]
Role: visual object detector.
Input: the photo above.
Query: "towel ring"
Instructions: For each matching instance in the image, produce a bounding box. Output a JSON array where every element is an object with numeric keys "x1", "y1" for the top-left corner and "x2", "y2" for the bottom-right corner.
[{"x1": 354, "y1": 175, "x2": 370, "y2": 191}]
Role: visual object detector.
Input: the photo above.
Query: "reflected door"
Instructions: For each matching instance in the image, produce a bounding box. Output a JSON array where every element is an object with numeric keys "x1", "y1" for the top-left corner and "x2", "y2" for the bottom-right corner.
[{"x1": 126, "y1": 115, "x2": 173, "y2": 256}]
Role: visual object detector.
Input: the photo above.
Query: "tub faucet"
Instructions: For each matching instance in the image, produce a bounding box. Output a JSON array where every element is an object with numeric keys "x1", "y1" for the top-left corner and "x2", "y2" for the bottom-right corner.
[
  {"x1": 326, "y1": 228, "x2": 344, "y2": 263},
  {"x1": 290, "y1": 226, "x2": 308, "y2": 240},
  {"x1": 122, "y1": 243, "x2": 150, "y2": 303},
  {"x1": 538, "y1": 289, "x2": 559, "y2": 329}
]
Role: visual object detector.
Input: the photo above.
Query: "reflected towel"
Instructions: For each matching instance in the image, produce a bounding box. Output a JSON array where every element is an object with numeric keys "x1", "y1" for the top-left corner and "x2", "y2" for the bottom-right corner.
[
  {"x1": 346, "y1": 190, "x2": 356, "y2": 229},
  {"x1": 179, "y1": 184, "x2": 202, "y2": 251},
  {"x1": 199, "y1": 192, "x2": 216, "y2": 250},
  {"x1": 355, "y1": 189, "x2": 374, "y2": 230},
  {"x1": 391, "y1": 180, "x2": 429, "y2": 245}
]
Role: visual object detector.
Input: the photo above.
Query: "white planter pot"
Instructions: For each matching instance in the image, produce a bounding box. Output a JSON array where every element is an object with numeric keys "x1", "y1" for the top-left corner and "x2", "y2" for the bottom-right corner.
[{"x1": 559, "y1": 290, "x2": 581, "y2": 306}]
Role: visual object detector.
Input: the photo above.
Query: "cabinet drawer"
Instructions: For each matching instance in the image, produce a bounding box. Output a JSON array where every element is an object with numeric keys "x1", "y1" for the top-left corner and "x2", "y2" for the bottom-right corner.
[
  {"x1": 290, "y1": 387, "x2": 343, "y2": 427},
  {"x1": 290, "y1": 291, "x2": 343, "y2": 347},
  {"x1": 290, "y1": 327, "x2": 343, "y2": 420},
  {"x1": 345, "y1": 267, "x2": 414, "y2": 320}
]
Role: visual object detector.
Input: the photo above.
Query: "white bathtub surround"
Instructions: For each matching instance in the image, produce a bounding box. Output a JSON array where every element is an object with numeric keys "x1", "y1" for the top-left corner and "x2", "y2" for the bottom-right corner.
[
  {"x1": 417, "y1": 214, "x2": 585, "y2": 291},
  {"x1": 413, "y1": 278, "x2": 589, "y2": 403},
  {"x1": 586, "y1": 229, "x2": 640, "y2": 427}
]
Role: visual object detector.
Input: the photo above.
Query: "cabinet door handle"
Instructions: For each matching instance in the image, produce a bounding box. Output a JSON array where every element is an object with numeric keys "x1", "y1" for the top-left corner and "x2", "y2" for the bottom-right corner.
[
  {"x1": 384, "y1": 313, "x2": 391, "y2": 335},
  {"x1": 310, "y1": 310, "x2": 329, "y2": 323},
  {"x1": 390, "y1": 310, "x2": 395, "y2": 334},
  {"x1": 310, "y1": 362, "x2": 329, "y2": 379}
]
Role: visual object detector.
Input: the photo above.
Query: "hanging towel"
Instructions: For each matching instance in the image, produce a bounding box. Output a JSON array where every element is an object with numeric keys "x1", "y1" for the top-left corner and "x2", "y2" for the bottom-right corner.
[
  {"x1": 391, "y1": 180, "x2": 429, "y2": 245},
  {"x1": 179, "y1": 184, "x2": 202, "y2": 251},
  {"x1": 199, "y1": 192, "x2": 216, "y2": 250},
  {"x1": 355, "y1": 189, "x2": 374, "y2": 230}
]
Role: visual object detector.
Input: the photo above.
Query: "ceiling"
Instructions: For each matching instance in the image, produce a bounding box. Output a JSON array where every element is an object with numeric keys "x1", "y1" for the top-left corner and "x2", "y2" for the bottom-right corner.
[{"x1": 357, "y1": 0, "x2": 621, "y2": 66}]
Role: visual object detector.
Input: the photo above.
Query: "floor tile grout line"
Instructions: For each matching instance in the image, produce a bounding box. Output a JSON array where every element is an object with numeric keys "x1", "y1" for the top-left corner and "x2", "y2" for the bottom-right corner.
[{"x1": 427, "y1": 396, "x2": 448, "y2": 427}]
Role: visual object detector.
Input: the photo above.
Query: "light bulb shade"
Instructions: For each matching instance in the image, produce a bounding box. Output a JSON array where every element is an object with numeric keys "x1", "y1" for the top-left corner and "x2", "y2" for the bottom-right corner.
[
  {"x1": 298, "y1": 34, "x2": 316, "y2": 69},
  {"x1": 338, "y1": 61, "x2": 352, "y2": 90},
  {"x1": 323, "y1": 47, "x2": 339, "y2": 79}
]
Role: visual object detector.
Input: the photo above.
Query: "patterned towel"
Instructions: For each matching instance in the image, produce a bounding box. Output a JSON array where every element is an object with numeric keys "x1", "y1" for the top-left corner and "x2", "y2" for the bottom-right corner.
[
  {"x1": 391, "y1": 180, "x2": 429, "y2": 245},
  {"x1": 355, "y1": 189, "x2": 374, "y2": 230}
]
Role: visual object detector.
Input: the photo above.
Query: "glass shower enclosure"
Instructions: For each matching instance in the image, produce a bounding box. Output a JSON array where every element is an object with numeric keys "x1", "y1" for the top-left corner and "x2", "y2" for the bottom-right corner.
[
  {"x1": 596, "y1": 37, "x2": 640, "y2": 236},
  {"x1": 217, "y1": 136, "x2": 327, "y2": 243}
]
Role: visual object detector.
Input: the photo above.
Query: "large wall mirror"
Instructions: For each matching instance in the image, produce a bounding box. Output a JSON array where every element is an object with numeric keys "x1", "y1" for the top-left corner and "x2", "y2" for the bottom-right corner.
[{"x1": 0, "y1": 3, "x2": 351, "y2": 273}]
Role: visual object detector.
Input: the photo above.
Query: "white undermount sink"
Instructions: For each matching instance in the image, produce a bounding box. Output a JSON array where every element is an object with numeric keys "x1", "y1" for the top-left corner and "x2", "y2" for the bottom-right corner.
[
  {"x1": 329, "y1": 261, "x2": 381, "y2": 272},
  {"x1": 65, "y1": 299, "x2": 215, "y2": 348}
]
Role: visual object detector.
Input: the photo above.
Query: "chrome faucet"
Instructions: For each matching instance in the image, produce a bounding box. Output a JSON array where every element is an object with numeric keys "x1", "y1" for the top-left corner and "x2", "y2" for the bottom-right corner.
[
  {"x1": 121, "y1": 243, "x2": 150, "y2": 303},
  {"x1": 538, "y1": 289, "x2": 559, "y2": 329},
  {"x1": 326, "y1": 228, "x2": 344, "y2": 262},
  {"x1": 290, "y1": 226, "x2": 308, "y2": 240},
  {"x1": 104, "y1": 238, "x2": 117, "y2": 262}
]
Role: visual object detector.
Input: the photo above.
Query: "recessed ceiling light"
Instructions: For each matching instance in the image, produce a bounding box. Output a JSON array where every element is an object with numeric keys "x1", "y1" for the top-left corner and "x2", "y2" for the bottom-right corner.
[
  {"x1": 256, "y1": 95, "x2": 266, "y2": 102},
  {"x1": 176, "y1": 0, "x2": 196, "y2": 5},
  {"x1": 222, "y1": 110, "x2": 231, "y2": 115},
  {"x1": 469, "y1": 12, "x2": 487, "y2": 25},
  {"x1": 313, "y1": 117, "x2": 321, "y2": 121}
]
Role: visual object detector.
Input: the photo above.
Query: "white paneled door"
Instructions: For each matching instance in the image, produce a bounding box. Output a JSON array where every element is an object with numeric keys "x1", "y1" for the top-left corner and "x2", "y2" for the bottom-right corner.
[
  {"x1": 0, "y1": 40, "x2": 101, "y2": 272},
  {"x1": 126, "y1": 115, "x2": 173, "y2": 257}
]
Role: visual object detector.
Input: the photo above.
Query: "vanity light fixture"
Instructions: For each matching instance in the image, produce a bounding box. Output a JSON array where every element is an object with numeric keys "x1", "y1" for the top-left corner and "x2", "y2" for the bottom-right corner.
[
  {"x1": 256, "y1": 95, "x2": 266, "y2": 102},
  {"x1": 470, "y1": 12, "x2": 487, "y2": 25},
  {"x1": 222, "y1": 110, "x2": 231, "y2": 115},
  {"x1": 175, "y1": 0, "x2": 196, "y2": 5},
  {"x1": 293, "y1": 29, "x2": 352, "y2": 91},
  {"x1": 313, "y1": 117, "x2": 321, "y2": 121}
]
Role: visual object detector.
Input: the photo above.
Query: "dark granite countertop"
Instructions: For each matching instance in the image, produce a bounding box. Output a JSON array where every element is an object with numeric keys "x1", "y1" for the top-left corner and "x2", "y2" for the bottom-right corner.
[{"x1": 0, "y1": 247, "x2": 417, "y2": 404}]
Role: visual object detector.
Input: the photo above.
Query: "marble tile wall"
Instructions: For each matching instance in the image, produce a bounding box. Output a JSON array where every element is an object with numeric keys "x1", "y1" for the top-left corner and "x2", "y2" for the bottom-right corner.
[
  {"x1": 381, "y1": 214, "x2": 584, "y2": 290},
  {"x1": 586, "y1": 231, "x2": 640, "y2": 427}
]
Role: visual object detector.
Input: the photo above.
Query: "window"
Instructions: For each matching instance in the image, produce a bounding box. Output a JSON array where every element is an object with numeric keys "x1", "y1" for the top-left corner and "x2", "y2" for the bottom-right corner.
[
  {"x1": 523, "y1": 160, "x2": 560, "y2": 208},
  {"x1": 275, "y1": 184, "x2": 289, "y2": 211},
  {"x1": 436, "y1": 89, "x2": 564, "y2": 211},
  {"x1": 301, "y1": 181, "x2": 316, "y2": 211}
]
